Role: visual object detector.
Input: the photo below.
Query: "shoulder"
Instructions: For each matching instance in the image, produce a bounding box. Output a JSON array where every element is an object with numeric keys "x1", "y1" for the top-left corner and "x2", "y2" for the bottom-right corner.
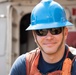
[
  {"x1": 25, "y1": 48, "x2": 40, "y2": 62},
  {"x1": 69, "y1": 47, "x2": 76, "y2": 75},
  {"x1": 9, "y1": 54, "x2": 26, "y2": 75}
]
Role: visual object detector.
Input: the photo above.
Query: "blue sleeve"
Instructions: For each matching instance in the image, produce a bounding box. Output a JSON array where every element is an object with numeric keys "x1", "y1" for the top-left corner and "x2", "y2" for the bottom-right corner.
[
  {"x1": 72, "y1": 59, "x2": 76, "y2": 75},
  {"x1": 9, "y1": 54, "x2": 26, "y2": 75}
]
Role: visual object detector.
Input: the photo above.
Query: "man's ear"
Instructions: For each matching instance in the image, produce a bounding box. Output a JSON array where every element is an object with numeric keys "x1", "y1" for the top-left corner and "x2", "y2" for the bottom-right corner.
[{"x1": 64, "y1": 27, "x2": 68, "y2": 40}]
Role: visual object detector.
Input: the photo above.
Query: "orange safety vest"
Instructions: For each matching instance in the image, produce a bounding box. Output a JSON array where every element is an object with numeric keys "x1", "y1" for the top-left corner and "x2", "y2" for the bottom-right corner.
[{"x1": 25, "y1": 47, "x2": 76, "y2": 75}]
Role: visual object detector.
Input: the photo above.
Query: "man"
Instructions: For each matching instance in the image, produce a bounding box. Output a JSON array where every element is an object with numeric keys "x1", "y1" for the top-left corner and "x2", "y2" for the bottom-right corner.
[{"x1": 9, "y1": 0, "x2": 76, "y2": 75}]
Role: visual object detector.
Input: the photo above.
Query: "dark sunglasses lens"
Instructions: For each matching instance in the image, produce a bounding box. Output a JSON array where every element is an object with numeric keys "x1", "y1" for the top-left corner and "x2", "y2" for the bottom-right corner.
[
  {"x1": 50, "y1": 28, "x2": 62, "y2": 35},
  {"x1": 35, "y1": 27, "x2": 63, "y2": 36},
  {"x1": 35, "y1": 29, "x2": 48, "y2": 36}
]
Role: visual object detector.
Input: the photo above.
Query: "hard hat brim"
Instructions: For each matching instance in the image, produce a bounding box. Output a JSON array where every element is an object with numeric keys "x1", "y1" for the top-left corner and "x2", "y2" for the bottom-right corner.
[{"x1": 26, "y1": 21, "x2": 73, "y2": 30}]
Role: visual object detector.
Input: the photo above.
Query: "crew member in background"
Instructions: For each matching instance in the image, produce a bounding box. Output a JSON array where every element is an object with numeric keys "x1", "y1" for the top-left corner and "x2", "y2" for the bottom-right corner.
[{"x1": 9, "y1": 0, "x2": 76, "y2": 75}]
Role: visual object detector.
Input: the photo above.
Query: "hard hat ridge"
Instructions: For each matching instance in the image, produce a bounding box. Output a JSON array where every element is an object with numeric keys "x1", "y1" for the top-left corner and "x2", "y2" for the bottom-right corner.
[
  {"x1": 41, "y1": 0, "x2": 53, "y2": 2},
  {"x1": 26, "y1": 0, "x2": 73, "y2": 30}
]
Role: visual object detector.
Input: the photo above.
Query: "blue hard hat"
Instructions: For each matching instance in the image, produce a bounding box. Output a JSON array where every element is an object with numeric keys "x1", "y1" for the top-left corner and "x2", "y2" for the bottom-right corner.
[{"x1": 26, "y1": 0, "x2": 73, "y2": 30}]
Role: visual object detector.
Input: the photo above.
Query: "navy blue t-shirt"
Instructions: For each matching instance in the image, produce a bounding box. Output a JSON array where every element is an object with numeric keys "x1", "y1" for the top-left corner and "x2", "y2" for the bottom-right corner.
[{"x1": 9, "y1": 48, "x2": 76, "y2": 75}]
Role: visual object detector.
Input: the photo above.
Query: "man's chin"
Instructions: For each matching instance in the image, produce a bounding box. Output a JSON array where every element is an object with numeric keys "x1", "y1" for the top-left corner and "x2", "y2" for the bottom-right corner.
[{"x1": 42, "y1": 48, "x2": 58, "y2": 55}]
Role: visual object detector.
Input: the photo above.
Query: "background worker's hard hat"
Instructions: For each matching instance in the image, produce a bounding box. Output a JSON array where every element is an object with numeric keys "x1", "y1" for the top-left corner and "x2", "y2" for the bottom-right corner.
[{"x1": 26, "y1": 0, "x2": 73, "y2": 30}]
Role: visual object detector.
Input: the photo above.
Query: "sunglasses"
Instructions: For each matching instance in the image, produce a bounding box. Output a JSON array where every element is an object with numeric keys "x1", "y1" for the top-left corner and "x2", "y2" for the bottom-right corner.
[{"x1": 35, "y1": 27, "x2": 64, "y2": 36}]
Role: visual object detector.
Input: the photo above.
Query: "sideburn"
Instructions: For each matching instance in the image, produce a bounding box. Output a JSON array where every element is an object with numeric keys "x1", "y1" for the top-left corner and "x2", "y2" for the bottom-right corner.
[
  {"x1": 57, "y1": 27, "x2": 65, "y2": 52},
  {"x1": 32, "y1": 31, "x2": 43, "y2": 50}
]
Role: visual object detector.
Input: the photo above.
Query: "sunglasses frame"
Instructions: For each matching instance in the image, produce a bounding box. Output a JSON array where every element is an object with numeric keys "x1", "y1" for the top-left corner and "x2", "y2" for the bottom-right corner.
[{"x1": 34, "y1": 27, "x2": 64, "y2": 36}]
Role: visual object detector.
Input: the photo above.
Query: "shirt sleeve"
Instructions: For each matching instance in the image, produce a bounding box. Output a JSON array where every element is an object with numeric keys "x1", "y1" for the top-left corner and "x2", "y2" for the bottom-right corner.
[
  {"x1": 9, "y1": 54, "x2": 26, "y2": 75},
  {"x1": 71, "y1": 58, "x2": 76, "y2": 75}
]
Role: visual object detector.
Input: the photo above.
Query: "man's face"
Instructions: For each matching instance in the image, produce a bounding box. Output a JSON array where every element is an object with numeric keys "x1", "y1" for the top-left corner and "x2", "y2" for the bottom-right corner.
[{"x1": 33, "y1": 27, "x2": 68, "y2": 55}]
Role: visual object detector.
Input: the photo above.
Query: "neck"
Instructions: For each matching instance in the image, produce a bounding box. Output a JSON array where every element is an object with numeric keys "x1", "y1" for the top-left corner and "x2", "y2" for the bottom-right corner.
[{"x1": 41, "y1": 45, "x2": 65, "y2": 64}]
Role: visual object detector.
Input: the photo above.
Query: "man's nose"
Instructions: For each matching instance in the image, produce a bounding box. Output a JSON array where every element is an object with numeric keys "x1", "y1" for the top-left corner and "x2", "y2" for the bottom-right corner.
[{"x1": 45, "y1": 31, "x2": 54, "y2": 39}]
